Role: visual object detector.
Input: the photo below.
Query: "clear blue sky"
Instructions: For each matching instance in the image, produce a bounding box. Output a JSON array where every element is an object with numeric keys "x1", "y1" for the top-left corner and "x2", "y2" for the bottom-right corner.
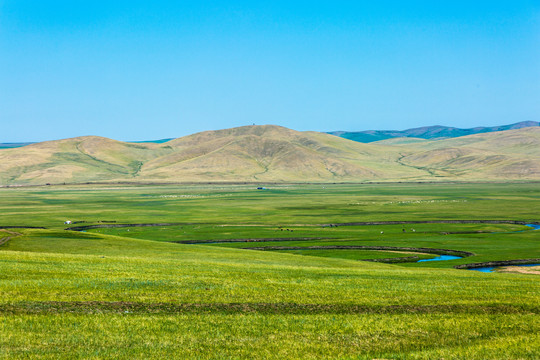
[{"x1": 1, "y1": 0, "x2": 539, "y2": 142}]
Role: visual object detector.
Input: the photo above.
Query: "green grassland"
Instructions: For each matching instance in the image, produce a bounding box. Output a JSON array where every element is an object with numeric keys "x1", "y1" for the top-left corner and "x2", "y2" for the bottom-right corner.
[{"x1": 0, "y1": 182, "x2": 539, "y2": 359}]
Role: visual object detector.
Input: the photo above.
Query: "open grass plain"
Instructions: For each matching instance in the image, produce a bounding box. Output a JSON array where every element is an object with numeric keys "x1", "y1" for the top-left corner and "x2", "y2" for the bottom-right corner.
[{"x1": 1, "y1": 182, "x2": 539, "y2": 359}]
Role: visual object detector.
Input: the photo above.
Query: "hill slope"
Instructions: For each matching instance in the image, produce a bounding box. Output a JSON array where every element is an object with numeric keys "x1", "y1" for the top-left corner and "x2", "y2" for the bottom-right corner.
[
  {"x1": 0, "y1": 136, "x2": 172, "y2": 185},
  {"x1": 138, "y1": 125, "x2": 421, "y2": 182},
  {"x1": 391, "y1": 128, "x2": 540, "y2": 179},
  {"x1": 0, "y1": 125, "x2": 539, "y2": 185}
]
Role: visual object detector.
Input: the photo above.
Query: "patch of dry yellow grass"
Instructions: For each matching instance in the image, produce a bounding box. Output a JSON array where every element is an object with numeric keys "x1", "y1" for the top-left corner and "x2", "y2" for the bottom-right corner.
[{"x1": 498, "y1": 266, "x2": 540, "y2": 275}]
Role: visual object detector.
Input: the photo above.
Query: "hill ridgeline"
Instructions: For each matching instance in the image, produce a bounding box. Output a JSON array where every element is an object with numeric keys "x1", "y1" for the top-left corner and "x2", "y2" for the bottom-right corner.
[{"x1": 1, "y1": 125, "x2": 539, "y2": 185}]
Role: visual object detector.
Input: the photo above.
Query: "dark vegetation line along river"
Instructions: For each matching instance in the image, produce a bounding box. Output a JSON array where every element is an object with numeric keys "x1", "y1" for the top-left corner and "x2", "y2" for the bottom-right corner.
[
  {"x1": 174, "y1": 237, "x2": 338, "y2": 244},
  {"x1": 454, "y1": 259, "x2": 540, "y2": 270},
  {"x1": 322, "y1": 220, "x2": 540, "y2": 227},
  {"x1": 243, "y1": 245, "x2": 473, "y2": 257},
  {"x1": 469, "y1": 263, "x2": 540, "y2": 273},
  {"x1": 242, "y1": 245, "x2": 471, "y2": 264},
  {"x1": 0, "y1": 226, "x2": 46, "y2": 229},
  {"x1": 64, "y1": 219, "x2": 540, "y2": 231}
]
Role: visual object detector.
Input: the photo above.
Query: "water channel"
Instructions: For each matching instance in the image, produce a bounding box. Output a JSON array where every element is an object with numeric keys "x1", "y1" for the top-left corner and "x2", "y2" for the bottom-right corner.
[
  {"x1": 417, "y1": 255, "x2": 462, "y2": 262},
  {"x1": 416, "y1": 223, "x2": 539, "y2": 265},
  {"x1": 470, "y1": 263, "x2": 540, "y2": 273},
  {"x1": 468, "y1": 223, "x2": 539, "y2": 271}
]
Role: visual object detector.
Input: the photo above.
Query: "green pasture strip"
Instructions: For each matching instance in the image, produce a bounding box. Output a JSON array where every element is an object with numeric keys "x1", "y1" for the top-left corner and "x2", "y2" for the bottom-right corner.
[
  {"x1": 1, "y1": 239, "x2": 539, "y2": 308},
  {"x1": 0, "y1": 182, "x2": 538, "y2": 229},
  {"x1": 205, "y1": 228, "x2": 540, "y2": 267},
  {"x1": 4, "y1": 223, "x2": 539, "y2": 270},
  {"x1": 86, "y1": 225, "x2": 336, "y2": 242},
  {"x1": 273, "y1": 249, "x2": 436, "y2": 261},
  {"x1": 0, "y1": 313, "x2": 538, "y2": 359},
  {"x1": 84, "y1": 222, "x2": 529, "y2": 243}
]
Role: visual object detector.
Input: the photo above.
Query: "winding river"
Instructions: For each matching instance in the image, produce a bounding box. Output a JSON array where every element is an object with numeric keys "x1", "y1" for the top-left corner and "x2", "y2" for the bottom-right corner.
[
  {"x1": 525, "y1": 224, "x2": 540, "y2": 230},
  {"x1": 470, "y1": 263, "x2": 540, "y2": 273},
  {"x1": 421, "y1": 223, "x2": 538, "y2": 264},
  {"x1": 417, "y1": 255, "x2": 462, "y2": 262},
  {"x1": 62, "y1": 220, "x2": 539, "y2": 267},
  {"x1": 466, "y1": 224, "x2": 540, "y2": 271}
]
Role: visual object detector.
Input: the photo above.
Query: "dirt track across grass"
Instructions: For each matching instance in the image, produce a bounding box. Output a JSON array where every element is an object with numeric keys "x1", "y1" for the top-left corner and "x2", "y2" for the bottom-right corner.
[
  {"x1": 0, "y1": 301, "x2": 537, "y2": 315},
  {"x1": 0, "y1": 229, "x2": 22, "y2": 246},
  {"x1": 498, "y1": 265, "x2": 540, "y2": 275}
]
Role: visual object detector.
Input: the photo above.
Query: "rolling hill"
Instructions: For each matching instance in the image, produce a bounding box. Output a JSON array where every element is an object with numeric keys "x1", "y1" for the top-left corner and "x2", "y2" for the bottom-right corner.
[
  {"x1": 1, "y1": 125, "x2": 539, "y2": 185},
  {"x1": 382, "y1": 128, "x2": 540, "y2": 179},
  {"x1": 329, "y1": 121, "x2": 539, "y2": 143}
]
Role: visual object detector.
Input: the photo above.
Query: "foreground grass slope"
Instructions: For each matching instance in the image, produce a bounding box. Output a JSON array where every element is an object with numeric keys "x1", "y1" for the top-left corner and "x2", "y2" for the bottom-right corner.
[
  {"x1": 0, "y1": 182, "x2": 539, "y2": 358},
  {"x1": 1, "y1": 231, "x2": 539, "y2": 359},
  {"x1": 1, "y1": 125, "x2": 539, "y2": 185}
]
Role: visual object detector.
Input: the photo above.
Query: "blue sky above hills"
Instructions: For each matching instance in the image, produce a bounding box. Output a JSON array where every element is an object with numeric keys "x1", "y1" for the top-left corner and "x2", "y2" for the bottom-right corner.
[{"x1": 1, "y1": 1, "x2": 539, "y2": 142}]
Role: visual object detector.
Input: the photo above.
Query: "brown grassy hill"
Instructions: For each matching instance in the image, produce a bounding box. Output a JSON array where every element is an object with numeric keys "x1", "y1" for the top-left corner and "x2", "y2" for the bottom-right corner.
[
  {"x1": 0, "y1": 136, "x2": 172, "y2": 185},
  {"x1": 0, "y1": 126, "x2": 538, "y2": 185},
  {"x1": 139, "y1": 125, "x2": 422, "y2": 182},
  {"x1": 395, "y1": 128, "x2": 540, "y2": 179}
]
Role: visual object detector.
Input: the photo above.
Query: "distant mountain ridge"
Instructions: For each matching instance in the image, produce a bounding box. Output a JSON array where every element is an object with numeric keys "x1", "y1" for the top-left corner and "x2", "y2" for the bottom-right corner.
[
  {"x1": 0, "y1": 142, "x2": 34, "y2": 149},
  {"x1": 1, "y1": 125, "x2": 539, "y2": 185},
  {"x1": 0, "y1": 139, "x2": 175, "y2": 149},
  {"x1": 329, "y1": 121, "x2": 539, "y2": 143},
  {"x1": 3, "y1": 121, "x2": 537, "y2": 148},
  {"x1": 130, "y1": 138, "x2": 175, "y2": 144}
]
